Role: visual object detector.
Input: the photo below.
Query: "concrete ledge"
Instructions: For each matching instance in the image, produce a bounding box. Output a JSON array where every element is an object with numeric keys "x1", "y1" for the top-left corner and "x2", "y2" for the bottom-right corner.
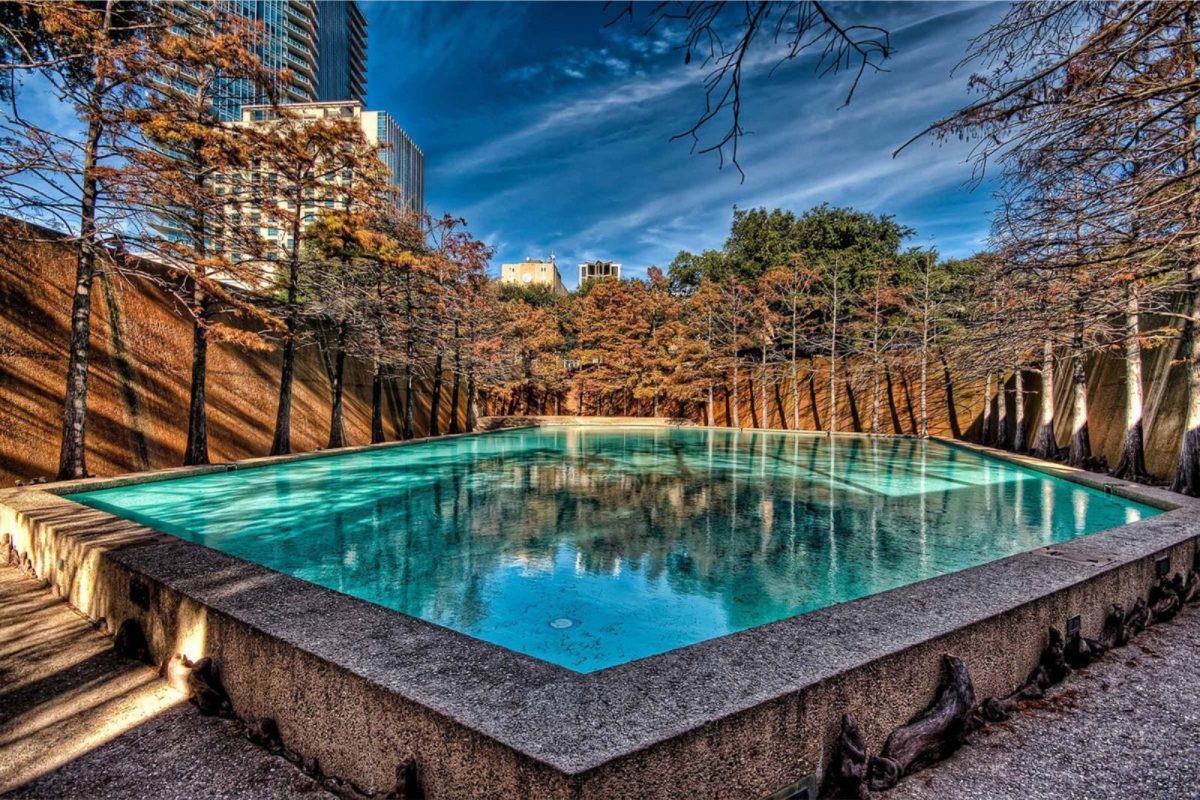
[
  {"x1": 477, "y1": 415, "x2": 695, "y2": 431},
  {"x1": 3, "y1": 428, "x2": 1198, "y2": 799}
]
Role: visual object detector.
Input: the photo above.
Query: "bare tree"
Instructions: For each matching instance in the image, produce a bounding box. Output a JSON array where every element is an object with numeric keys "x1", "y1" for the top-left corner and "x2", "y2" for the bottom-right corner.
[{"x1": 612, "y1": 1, "x2": 890, "y2": 176}]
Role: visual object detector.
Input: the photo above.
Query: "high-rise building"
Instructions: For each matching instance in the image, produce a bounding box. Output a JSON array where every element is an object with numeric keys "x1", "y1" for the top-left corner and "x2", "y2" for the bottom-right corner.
[
  {"x1": 366, "y1": 109, "x2": 424, "y2": 214},
  {"x1": 213, "y1": 1, "x2": 320, "y2": 121},
  {"x1": 184, "y1": 1, "x2": 367, "y2": 122},
  {"x1": 314, "y1": 0, "x2": 367, "y2": 103},
  {"x1": 501, "y1": 257, "x2": 567, "y2": 295},
  {"x1": 231, "y1": 101, "x2": 424, "y2": 258}
]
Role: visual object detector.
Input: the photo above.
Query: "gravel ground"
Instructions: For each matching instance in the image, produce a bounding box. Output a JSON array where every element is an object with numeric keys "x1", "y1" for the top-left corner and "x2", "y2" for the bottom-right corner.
[
  {"x1": 3, "y1": 562, "x2": 1199, "y2": 800},
  {"x1": 0, "y1": 565, "x2": 329, "y2": 799},
  {"x1": 885, "y1": 601, "x2": 1200, "y2": 800}
]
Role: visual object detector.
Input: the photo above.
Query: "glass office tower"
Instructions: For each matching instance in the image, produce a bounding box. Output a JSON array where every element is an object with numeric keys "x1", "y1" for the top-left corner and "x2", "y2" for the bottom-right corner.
[
  {"x1": 212, "y1": 0, "x2": 320, "y2": 121},
  {"x1": 315, "y1": 1, "x2": 367, "y2": 103},
  {"x1": 365, "y1": 109, "x2": 425, "y2": 214}
]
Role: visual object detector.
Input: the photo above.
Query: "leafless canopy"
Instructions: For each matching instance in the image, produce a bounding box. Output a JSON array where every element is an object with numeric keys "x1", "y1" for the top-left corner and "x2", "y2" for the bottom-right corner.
[{"x1": 609, "y1": 1, "x2": 891, "y2": 178}]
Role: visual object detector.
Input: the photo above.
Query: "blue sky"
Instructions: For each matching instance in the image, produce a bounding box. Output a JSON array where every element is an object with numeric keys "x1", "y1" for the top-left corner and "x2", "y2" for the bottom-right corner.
[{"x1": 363, "y1": 1, "x2": 1008, "y2": 287}]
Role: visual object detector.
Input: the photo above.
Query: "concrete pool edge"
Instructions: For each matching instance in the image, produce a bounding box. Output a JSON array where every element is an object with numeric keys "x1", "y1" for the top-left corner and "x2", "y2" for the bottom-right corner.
[{"x1": 2, "y1": 430, "x2": 1198, "y2": 799}]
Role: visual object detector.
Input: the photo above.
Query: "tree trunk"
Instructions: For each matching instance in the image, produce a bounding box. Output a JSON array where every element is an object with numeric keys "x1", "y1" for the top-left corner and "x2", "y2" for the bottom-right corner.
[
  {"x1": 403, "y1": 363, "x2": 415, "y2": 440},
  {"x1": 901, "y1": 371, "x2": 918, "y2": 434},
  {"x1": 1114, "y1": 285, "x2": 1149, "y2": 480},
  {"x1": 371, "y1": 361, "x2": 385, "y2": 444},
  {"x1": 1176, "y1": 275, "x2": 1200, "y2": 492},
  {"x1": 941, "y1": 354, "x2": 961, "y2": 439},
  {"x1": 809, "y1": 370, "x2": 823, "y2": 432},
  {"x1": 1173, "y1": 14, "x2": 1200, "y2": 494},
  {"x1": 731, "y1": 364, "x2": 741, "y2": 427},
  {"x1": 774, "y1": 382, "x2": 787, "y2": 430},
  {"x1": 1034, "y1": 340, "x2": 1056, "y2": 459},
  {"x1": 792, "y1": 361, "x2": 801, "y2": 431},
  {"x1": 465, "y1": 372, "x2": 478, "y2": 433},
  {"x1": 1012, "y1": 365, "x2": 1026, "y2": 453},
  {"x1": 57, "y1": 102, "x2": 106, "y2": 480},
  {"x1": 748, "y1": 374, "x2": 760, "y2": 428},
  {"x1": 183, "y1": 294, "x2": 210, "y2": 466},
  {"x1": 448, "y1": 352, "x2": 462, "y2": 435},
  {"x1": 981, "y1": 372, "x2": 994, "y2": 446},
  {"x1": 706, "y1": 385, "x2": 714, "y2": 427},
  {"x1": 870, "y1": 363, "x2": 881, "y2": 435},
  {"x1": 919, "y1": 324, "x2": 930, "y2": 439},
  {"x1": 269, "y1": 203, "x2": 304, "y2": 456},
  {"x1": 429, "y1": 352, "x2": 444, "y2": 437},
  {"x1": 844, "y1": 366, "x2": 861, "y2": 433},
  {"x1": 885, "y1": 367, "x2": 902, "y2": 434},
  {"x1": 402, "y1": 273, "x2": 416, "y2": 440},
  {"x1": 325, "y1": 321, "x2": 348, "y2": 449},
  {"x1": 759, "y1": 352, "x2": 768, "y2": 429},
  {"x1": 829, "y1": 290, "x2": 839, "y2": 435},
  {"x1": 996, "y1": 372, "x2": 1009, "y2": 449},
  {"x1": 1068, "y1": 318, "x2": 1091, "y2": 466}
]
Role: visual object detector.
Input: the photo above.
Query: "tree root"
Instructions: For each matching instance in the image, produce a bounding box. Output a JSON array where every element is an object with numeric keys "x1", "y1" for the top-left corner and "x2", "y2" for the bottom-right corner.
[
  {"x1": 1039, "y1": 626, "x2": 1071, "y2": 684},
  {"x1": 242, "y1": 714, "x2": 423, "y2": 799},
  {"x1": 179, "y1": 655, "x2": 233, "y2": 717},
  {"x1": 822, "y1": 558, "x2": 1200, "y2": 798},
  {"x1": 978, "y1": 665, "x2": 1050, "y2": 723},
  {"x1": 866, "y1": 655, "x2": 976, "y2": 792},
  {"x1": 1125, "y1": 597, "x2": 1150, "y2": 639},
  {"x1": 1064, "y1": 630, "x2": 1106, "y2": 669},
  {"x1": 1149, "y1": 576, "x2": 1182, "y2": 623},
  {"x1": 820, "y1": 714, "x2": 870, "y2": 799},
  {"x1": 113, "y1": 618, "x2": 153, "y2": 664},
  {"x1": 1174, "y1": 570, "x2": 1199, "y2": 605}
]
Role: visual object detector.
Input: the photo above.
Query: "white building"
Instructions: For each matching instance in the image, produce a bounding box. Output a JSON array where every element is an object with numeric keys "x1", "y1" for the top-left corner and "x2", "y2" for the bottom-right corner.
[
  {"x1": 579, "y1": 260, "x2": 621, "y2": 285},
  {"x1": 225, "y1": 100, "x2": 424, "y2": 262}
]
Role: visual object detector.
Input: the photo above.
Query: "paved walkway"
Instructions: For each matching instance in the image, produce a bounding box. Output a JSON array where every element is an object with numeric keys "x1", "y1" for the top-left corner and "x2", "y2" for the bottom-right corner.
[
  {"x1": 2, "y1": 562, "x2": 1198, "y2": 799},
  {"x1": 0, "y1": 565, "x2": 328, "y2": 799}
]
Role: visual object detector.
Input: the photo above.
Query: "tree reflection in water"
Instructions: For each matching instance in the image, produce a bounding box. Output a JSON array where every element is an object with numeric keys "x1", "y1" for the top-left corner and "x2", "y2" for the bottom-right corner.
[{"x1": 68, "y1": 427, "x2": 1158, "y2": 671}]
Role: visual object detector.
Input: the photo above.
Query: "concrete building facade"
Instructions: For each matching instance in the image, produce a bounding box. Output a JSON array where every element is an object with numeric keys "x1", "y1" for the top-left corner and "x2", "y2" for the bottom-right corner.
[
  {"x1": 502, "y1": 257, "x2": 567, "y2": 295},
  {"x1": 579, "y1": 260, "x2": 621, "y2": 285},
  {"x1": 230, "y1": 100, "x2": 423, "y2": 259}
]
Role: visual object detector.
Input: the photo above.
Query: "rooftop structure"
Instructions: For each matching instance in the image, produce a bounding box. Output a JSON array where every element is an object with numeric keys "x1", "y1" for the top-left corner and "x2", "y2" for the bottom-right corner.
[
  {"x1": 501, "y1": 257, "x2": 567, "y2": 295},
  {"x1": 579, "y1": 260, "x2": 621, "y2": 285}
]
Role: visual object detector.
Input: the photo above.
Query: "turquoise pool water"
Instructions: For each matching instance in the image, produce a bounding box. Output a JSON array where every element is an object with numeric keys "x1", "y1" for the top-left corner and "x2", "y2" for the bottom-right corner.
[{"x1": 67, "y1": 427, "x2": 1159, "y2": 672}]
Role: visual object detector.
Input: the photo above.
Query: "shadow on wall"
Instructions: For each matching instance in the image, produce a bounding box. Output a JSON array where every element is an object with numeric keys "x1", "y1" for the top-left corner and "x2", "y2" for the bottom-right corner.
[
  {"x1": 966, "y1": 320, "x2": 1185, "y2": 481},
  {"x1": 0, "y1": 218, "x2": 464, "y2": 486},
  {"x1": 558, "y1": 340, "x2": 1185, "y2": 483}
]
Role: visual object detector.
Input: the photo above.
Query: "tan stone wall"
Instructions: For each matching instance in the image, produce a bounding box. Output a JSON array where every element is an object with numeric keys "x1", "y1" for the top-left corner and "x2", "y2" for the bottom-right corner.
[
  {"x1": 0, "y1": 220, "x2": 463, "y2": 486},
  {"x1": 659, "y1": 339, "x2": 1185, "y2": 481}
]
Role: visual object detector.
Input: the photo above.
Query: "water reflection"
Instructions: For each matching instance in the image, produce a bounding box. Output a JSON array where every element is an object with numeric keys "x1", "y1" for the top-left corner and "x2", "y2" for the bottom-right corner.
[{"x1": 68, "y1": 427, "x2": 1159, "y2": 672}]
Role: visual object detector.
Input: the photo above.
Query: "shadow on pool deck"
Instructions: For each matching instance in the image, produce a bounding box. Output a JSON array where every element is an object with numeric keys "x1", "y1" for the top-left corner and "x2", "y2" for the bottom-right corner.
[{"x1": 0, "y1": 565, "x2": 328, "y2": 799}]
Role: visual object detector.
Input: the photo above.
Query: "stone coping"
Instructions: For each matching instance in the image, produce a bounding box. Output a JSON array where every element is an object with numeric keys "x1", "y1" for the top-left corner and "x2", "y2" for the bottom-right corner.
[{"x1": 3, "y1": 427, "x2": 1198, "y2": 790}]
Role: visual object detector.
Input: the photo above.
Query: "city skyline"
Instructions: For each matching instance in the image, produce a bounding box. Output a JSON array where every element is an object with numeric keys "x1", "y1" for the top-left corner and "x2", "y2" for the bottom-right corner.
[{"x1": 362, "y1": 1, "x2": 1009, "y2": 287}]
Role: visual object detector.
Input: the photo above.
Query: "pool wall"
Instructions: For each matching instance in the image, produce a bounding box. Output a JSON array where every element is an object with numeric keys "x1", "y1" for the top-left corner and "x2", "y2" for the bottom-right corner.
[{"x1": 2, "y1": 430, "x2": 1198, "y2": 799}]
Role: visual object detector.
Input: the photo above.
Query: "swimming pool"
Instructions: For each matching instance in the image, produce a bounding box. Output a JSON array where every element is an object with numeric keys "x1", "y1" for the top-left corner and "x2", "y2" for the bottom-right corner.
[{"x1": 66, "y1": 426, "x2": 1159, "y2": 672}]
